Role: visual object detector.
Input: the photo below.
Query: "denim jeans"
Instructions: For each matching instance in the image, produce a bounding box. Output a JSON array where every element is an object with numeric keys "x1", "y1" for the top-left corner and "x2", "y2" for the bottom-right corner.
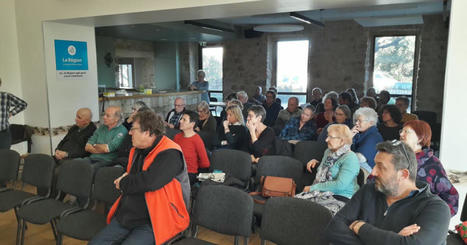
[{"x1": 89, "y1": 218, "x2": 155, "y2": 245}]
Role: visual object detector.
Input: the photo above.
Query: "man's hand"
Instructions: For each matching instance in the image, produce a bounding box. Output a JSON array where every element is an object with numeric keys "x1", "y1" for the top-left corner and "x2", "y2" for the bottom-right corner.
[
  {"x1": 85, "y1": 144, "x2": 97, "y2": 154},
  {"x1": 94, "y1": 144, "x2": 109, "y2": 153},
  {"x1": 398, "y1": 224, "x2": 420, "y2": 236},
  {"x1": 54, "y1": 150, "x2": 68, "y2": 160},
  {"x1": 306, "y1": 159, "x2": 319, "y2": 173},
  {"x1": 349, "y1": 220, "x2": 366, "y2": 235},
  {"x1": 114, "y1": 172, "x2": 128, "y2": 190}
]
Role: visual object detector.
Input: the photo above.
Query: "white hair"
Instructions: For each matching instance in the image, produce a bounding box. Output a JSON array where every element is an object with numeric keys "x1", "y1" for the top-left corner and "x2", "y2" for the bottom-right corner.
[
  {"x1": 353, "y1": 107, "x2": 378, "y2": 126},
  {"x1": 236, "y1": 91, "x2": 248, "y2": 100}
]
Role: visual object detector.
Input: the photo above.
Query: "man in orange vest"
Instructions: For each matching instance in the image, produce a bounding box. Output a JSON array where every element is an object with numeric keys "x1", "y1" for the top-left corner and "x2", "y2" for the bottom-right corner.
[{"x1": 89, "y1": 110, "x2": 190, "y2": 245}]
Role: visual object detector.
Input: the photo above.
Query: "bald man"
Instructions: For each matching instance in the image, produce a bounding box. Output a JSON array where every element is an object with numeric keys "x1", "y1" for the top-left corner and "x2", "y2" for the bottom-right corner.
[
  {"x1": 55, "y1": 108, "x2": 96, "y2": 161},
  {"x1": 165, "y1": 97, "x2": 186, "y2": 129}
]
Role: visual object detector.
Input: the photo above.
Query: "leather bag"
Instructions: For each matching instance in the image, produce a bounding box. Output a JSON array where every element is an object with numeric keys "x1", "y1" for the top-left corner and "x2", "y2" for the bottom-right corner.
[{"x1": 250, "y1": 176, "x2": 296, "y2": 204}]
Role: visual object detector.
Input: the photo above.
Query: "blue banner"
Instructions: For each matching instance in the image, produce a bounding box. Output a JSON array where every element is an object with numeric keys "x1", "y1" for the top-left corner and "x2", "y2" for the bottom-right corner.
[{"x1": 55, "y1": 40, "x2": 88, "y2": 71}]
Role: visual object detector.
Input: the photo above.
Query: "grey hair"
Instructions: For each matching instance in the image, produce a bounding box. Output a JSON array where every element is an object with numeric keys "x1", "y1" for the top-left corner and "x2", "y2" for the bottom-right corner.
[
  {"x1": 236, "y1": 91, "x2": 248, "y2": 100},
  {"x1": 353, "y1": 107, "x2": 378, "y2": 126},
  {"x1": 197, "y1": 101, "x2": 210, "y2": 113},
  {"x1": 134, "y1": 101, "x2": 147, "y2": 110},
  {"x1": 376, "y1": 141, "x2": 417, "y2": 181},
  {"x1": 197, "y1": 69, "x2": 205, "y2": 77},
  {"x1": 336, "y1": 105, "x2": 351, "y2": 119},
  {"x1": 247, "y1": 105, "x2": 266, "y2": 122},
  {"x1": 322, "y1": 91, "x2": 339, "y2": 103}
]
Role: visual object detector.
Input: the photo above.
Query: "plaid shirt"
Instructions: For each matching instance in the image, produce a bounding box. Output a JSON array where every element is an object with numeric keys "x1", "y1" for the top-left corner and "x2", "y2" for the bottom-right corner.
[{"x1": 0, "y1": 92, "x2": 27, "y2": 131}]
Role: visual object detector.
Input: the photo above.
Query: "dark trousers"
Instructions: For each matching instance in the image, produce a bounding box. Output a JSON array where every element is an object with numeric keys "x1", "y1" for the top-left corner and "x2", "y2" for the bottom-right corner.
[
  {"x1": 0, "y1": 129, "x2": 11, "y2": 150},
  {"x1": 89, "y1": 218, "x2": 155, "y2": 245}
]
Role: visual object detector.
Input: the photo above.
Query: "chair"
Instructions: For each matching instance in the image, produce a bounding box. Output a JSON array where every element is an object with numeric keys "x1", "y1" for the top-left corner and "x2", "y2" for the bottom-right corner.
[
  {"x1": 17, "y1": 159, "x2": 93, "y2": 245},
  {"x1": 174, "y1": 184, "x2": 254, "y2": 245},
  {"x1": 260, "y1": 197, "x2": 332, "y2": 245},
  {"x1": 166, "y1": 128, "x2": 181, "y2": 140},
  {"x1": 210, "y1": 149, "x2": 252, "y2": 190},
  {"x1": 293, "y1": 141, "x2": 327, "y2": 187},
  {"x1": 10, "y1": 124, "x2": 34, "y2": 153},
  {"x1": 0, "y1": 149, "x2": 21, "y2": 192},
  {"x1": 447, "y1": 194, "x2": 467, "y2": 245},
  {"x1": 56, "y1": 166, "x2": 124, "y2": 244}
]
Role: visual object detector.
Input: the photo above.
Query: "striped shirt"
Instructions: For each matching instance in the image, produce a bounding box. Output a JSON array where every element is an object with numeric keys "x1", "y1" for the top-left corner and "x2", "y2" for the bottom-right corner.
[{"x1": 0, "y1": 92, "x2": 27, "y2": 131}]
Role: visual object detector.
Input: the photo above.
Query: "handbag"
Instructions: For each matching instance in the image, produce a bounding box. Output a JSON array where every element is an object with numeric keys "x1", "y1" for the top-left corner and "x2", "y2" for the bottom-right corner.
[{"x1": 249, "y1": 176, "x2": 296, "y2": 204}]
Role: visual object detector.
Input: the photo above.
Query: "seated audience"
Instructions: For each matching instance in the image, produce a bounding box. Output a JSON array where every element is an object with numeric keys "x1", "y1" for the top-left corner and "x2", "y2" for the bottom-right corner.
[
  {"x1": 262, "y1": 90, "x2": 282, "y2": 127},
  {"x1": 339, "y1": 92, "x2": 357, "y2": 113},
  {"x1": 351, "y1": 107, "x2": 383, "y2": 172},
  {"x1": 89, "y1": 110, "x2": 190, "y2": 245},
  {"x1": 247, "y1": 105, "x2": 276, "y2": 163},
  {"x1": 218, "y1": 105, "x2": 249, "y2": 152},
  {"x1": 85, "y1": 106, "x2": 127, "y2": 168},
  {"x1": 174, "y1": 110, "x2": 210, "y2": 185},
  {"x1": 376, "y1": 90, "x2": 391, "y2": 116},
  {"x1": 274, "y1": 97, "x2": 302, "y2": 134},
  {"x1": 303, "y1": 124, "x2": 360, "y2": 200},
  {"x1": 220, "y1": 99, "x2": 243, "y2": 122},
  {"x1": 122, "y1": 101, "x2": 147, "y2": 130},
  {"x1": 251, "y1": 86, "x2": 266, "y2": 105},
  {"x1": 309, "y1": 87, "x2": 323, "y2": 107},
  {"x1": 318, "y1": 105, "x2": 353, "y2": 143},
  {"x1": 325, "y1": 141, "x2": 450, "y2": 245},
  {"x1": 236, "y1": 90, "x2": 253, "y2": 119},
  {"x1": 396, "y1": 96, "x2": 418, "y2": 124},
  {"x1": 195, "y1": 101, "x2": 216, "y2": 134},
  {"x1": 315, "y1": 91, "x2": 338, "y2": 114},
  {"x1": 54, "y1": 108, "x2": 96, "y2": 162},
  {"x1": 366, "y1": 87, "x2": 377, "y2": 99},
  {"x1": 400, "y1": 120, "x2": 459, "y2": 216},
  {"x1": 378, "y1": 105, "x2": 402, "y2": 141},
  {"x1": 346, "y1": 88, "x2": 359, "y2": 107},
  {"x1": 165, "y1": 97, "x2": 186, "y2": 129},
  {"x1": 316, "y1": 94, "x2": 338, "y2": 132},
  {"x1": 359, "y1": 96, "x2": 377, "y2": 110},
  {"x1": 189, "y1": 69, "x2": 209, "y2": 103},
  {"x1": 279, "y1": 105, "x2": 317, "y2": 142}
]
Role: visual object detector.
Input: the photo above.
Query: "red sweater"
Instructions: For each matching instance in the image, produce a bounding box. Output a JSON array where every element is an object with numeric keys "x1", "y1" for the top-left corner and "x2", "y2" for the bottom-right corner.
[{"x1": 173, "y1": 133, "x2": 210, "y2": 173}]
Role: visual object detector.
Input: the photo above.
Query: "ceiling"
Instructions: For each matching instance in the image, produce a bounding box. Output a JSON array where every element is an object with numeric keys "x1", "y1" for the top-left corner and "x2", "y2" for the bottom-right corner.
[{"x1": 94, "y1": 1, "x2": 447, "y2": 43}]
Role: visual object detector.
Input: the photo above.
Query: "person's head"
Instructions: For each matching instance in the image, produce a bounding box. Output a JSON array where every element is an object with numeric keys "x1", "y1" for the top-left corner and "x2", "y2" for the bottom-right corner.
[
  {"x1": 379, "y1": 90, "x2": 391, "y2": 104},
  {"x1": 255, "y1": 86, "x2": 263, "y2": 95},
  {"x1": 400, "y1": 120, "x2": 432, "y2": 151},
  {"x1": 247, "y1": 105, "x2": 266, "y2": 125},
  {"x1": 395, "y1": 96, "x2": 410, "y2": 114},
  {"x1": 226, "y1": 99, "x2": 243, "y2": 110},
  {"x1": 382, "y1": 105, "x2": 402, "y2": 125},
  {"x1": 174, "y1": 97, "x2": 186, "y2": 113},
  {"x1": 265, "y1": 91, "x2": 276, "y2": 105},
  {"x1": 322, "y1": 91, "x2": 339, "y2": 103},
  {"x1": 326, "y1": 124, "x2": 353, "y2": 151},
  {"x1": 226, "y1": 92, "x2": 237, "y2": 101},
  {"x1": 359, "y1": 96, "x2": 377, "y2": 110},
  {"x1": 103, "y1": 106, "x2": 122, "y2": 128},
  {"x1": 197, "y1": 101, "x2": 210, "y2": 121},
  {"x1": 197, "y1": 70, "x2": 206, "y2": 81},
  {"x1": 346, "y1": 88, "x2": 359, "y2": 104},
  {"x1": 236, "y1": 91, "x2": 248, "y2": 104},
  {"x1": 287, "y1": 97, "x2": 299, "y2": 113},
  {"x1": 179, "y1": 110, "x2": 199, "y2": 131},
  {"x1": 130, "y1": 110, "x2": 165, "y2": 149},
  {"x1": 311, "y1": 87, "x2": 323, "y2": 101},
  {"x1": 335, "y1": 105, "x2": 351, "y2": 124},
  {"x1": 226, "y1": 105, "x2": 244, "y2": 125},
  {"x1": 353, "y1": 107, "x2": 378, "y2": 132},
  {"x1": 75, "y1": 108, "x2": 92, "y2": 128},
  {"x1": 300, "y1": 105, "x2": 315, "y2": 123},
  {"x1": 268, "y1": 87, "x2": 277, "y2": 94},
  {"x1": 338, "y1": 92, "x2": 353, "y2": 106},
  {"x1": 323, "y1": 97, "x2": 338, "y2": 111},
  {"x1": 130, "y1": 101, "x2": 148, "y2": 118},
  {"x1": 372, "y1": 140, "x2": 417, "y2": 197},
  {"x1": 366, "y1": 87, "x2": 377, "y2": 98}
]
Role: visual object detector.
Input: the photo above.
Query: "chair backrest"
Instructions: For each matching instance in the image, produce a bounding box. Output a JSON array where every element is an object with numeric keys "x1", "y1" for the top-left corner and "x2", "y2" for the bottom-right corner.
[
  {"x1": 256, "y1": 155, "x2": 303, "y2": 192},
  {"x1": 165, "y1": 128, "x2": 181, "y2": 140},
  {"x1": 461, "y1": 193, "x2": 467, "y2": 222},
  {"x1": 260, "y1": 197, "x2": 332, "y2": 245},
  {"x1": 22, "y1": 154, "x2": 55, "y2": 191},
  {"x1": 56, "y1": 159, "x2": 93, "y2": 199},
  {"x1": 193, "y1": 185, "x2": 253, "y2": 237},
  {"x1": 198, "y1": 130, "x2": 216, "y2": 151},
  {"x1": 0, "y1": 149, "x2": 20, "y2": 183},
  {"x1": 293, "y1": 141, "x2": 327, "y2": 165},
  {"x1": 211, "y1": 149, "x2": 251, "y2": 183},
  {"x1": 92, "y1": 167, "x2": 125, "y2": 204}
]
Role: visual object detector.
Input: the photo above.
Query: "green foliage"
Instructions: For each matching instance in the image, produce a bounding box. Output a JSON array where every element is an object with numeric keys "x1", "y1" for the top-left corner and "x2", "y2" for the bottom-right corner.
[
  {"x1": 374, "y1": 36, "x2": 416, "y2": 82},
  {"x1": 203, "y1": 53, "x2": 223, "y2": 91}
]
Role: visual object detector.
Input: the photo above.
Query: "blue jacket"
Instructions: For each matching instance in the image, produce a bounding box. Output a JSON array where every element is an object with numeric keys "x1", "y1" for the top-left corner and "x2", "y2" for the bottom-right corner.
[
  {"x1": 351, "y1": 126, "x2": 383, "y2": 169},
  {"x1": 279, "y1": 117, "x2": 317, "y2": 141}
]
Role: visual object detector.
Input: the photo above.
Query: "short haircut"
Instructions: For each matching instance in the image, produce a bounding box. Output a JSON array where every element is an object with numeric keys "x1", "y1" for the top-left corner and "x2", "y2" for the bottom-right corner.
[
  {"x1": 336, "y1": 105, "x2": 351, "y2": 119},
  {"x1": 288, "y1": 97, "x2": 299, "y2": 105},
  {"x1": 376, "y1": 141, "x2": 417, "y2": 181},
  {"x1": 353, "y1": 107, "x2": 378, "y2": 126},
  {"x1": 360, "y1": 96, "x2": 377, "y2": 110},
  {"x1": 133, "y1": 110, "x2": 165, "y2": 136},
  {"x1": 312, "y1": 87, "x2": 322, "y2": 94},
  {"x1": 303, "y1": 104, "x2": 316, "y2": 113},
  {"x1": 382, "y1": 104, "x2": 402, "y2": 124},
  {"x1": 226, "y1": 105, "x2": 245, "y2": 125},
  {"x1": 248, "y1": 105, "x2": 266, "y2": 122},
  {"x1": 107, "y1": 106, "x2": 122, "y2": 121},
  {"x1": 236, "y1": 91, "x2": 248, "y2": 100},
  {"x1": 197, "y1": 101, "x2": 210, "y2": 114},
  {"x1": 379, "y1": 90, "x2": 391, "y2": 103},
  {"x1": 322, "y1": 91, "x2": 339, "y2": 103},
  {"x1": 324, "y1": 97, "x2": 338, "y2": 110},
  {"x1": 328, "y1": 124, "x2": 353, "y2": 145},
  {"x1": 183, "y1": 110, "x2": 199, "y2": 124},
  {"x1": 403, "y1": 120, "x2": 432, "y2": 147},
  {"x1": 197, "y1": 69, "x2": 205, "y2": 77},
  {"x1": 134, "y1": 101, "x2": 147, "y2": 109},
  {"x1": 339, "y1": 92, "x2": 353, "y2": 104},
  {"x1": 396, "y1": 96, "x2": 410, "y2": 106},
  {"x1": 228, "y1": 99, "x2": 244, "y2": 110},
  {"x1": 266, "y1": 90, "x2": 276, "y2": 99}
]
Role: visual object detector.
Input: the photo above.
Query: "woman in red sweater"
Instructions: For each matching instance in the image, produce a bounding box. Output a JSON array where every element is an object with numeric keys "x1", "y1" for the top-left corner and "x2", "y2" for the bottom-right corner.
[{"x1": 174, "y1": 110, "x2": 210, "y2": 185}]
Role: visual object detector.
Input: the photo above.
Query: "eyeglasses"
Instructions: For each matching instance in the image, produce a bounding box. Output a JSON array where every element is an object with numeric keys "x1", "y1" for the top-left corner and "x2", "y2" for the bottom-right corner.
[
  {"x1": 327, "y1": 135, "x2": 341, "y2": 140},
  {"x1": 399, "y1": 129, "x2": 414, "y2": 135},
  {"x1": 390, "y1": 140, "x2": 411, "y2": 166},
  {"x1": 355, "y1": 119, "x2": 369, "y2": 124}
]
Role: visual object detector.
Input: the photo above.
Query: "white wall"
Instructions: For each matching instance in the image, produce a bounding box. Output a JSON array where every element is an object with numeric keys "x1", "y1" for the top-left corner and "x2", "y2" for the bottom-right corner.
[{"x1": 440, "y1": 0, "x2": 467, "y2": 171}]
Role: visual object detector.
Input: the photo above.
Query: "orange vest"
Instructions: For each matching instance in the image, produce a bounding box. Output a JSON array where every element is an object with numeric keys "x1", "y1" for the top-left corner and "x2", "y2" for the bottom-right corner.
[{"x1": 107, "y1": 136, "x2": 190, "y2": 245}]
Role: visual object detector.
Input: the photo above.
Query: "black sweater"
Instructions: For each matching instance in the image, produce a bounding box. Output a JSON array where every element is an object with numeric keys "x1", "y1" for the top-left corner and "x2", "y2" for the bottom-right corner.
[
  {"x1": 218, "y1": 124, "x2": 250, "y2": 153},
  {"x1": 325, "y1": 182, "x2": 450, "y2": 245},
  {"x1": 56, "y1": 123, "x2": 96, "y2": 158},
  {"x1": 249, "y1": 127, "x2": 276, "y2": 158}
]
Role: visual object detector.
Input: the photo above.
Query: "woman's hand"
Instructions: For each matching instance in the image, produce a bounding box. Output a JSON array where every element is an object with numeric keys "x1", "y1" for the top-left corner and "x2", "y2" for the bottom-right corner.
[
  {"x1": 246, "y1": 120, "x2": 256, "y2": 132},
  {"x1": 251, "y1": 155, "x2": 259, "y2": 163},
  {"x1": 223, "y1": 120, "x2": 229, "y2": 129},
  {"x1": 306, "y1": 159, "x2": 319, "y2": 172},
  {"x1": 303, "y1": 186, "x2": 311, "y2": 192},
  {"x1": 351, "y1": 125, "x2": 359, "y2": 136}
]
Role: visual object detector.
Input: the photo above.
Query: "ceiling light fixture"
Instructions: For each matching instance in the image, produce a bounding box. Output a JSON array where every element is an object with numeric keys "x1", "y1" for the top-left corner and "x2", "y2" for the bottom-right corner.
[
  {"x1": 184, "y1": 20, "x2": 234, "y2": 33},
  {"x1": 289, "y1": 12, "x2": 325, "y2": 27}
]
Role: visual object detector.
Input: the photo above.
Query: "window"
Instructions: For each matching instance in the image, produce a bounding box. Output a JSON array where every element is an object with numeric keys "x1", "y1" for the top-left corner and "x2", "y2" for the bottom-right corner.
[
  {"x1": 276, "y1": 40, "x2": 309, "y2": 108},
  {"x1": 202, "y1": 46, "x2": 223, "y2": 102},
  {"x1": 373, "y1": 35, "x2": 416, "y2": 107},
  {"x1": 117, "y1": 62, "x2": 134, "y2": 89}
]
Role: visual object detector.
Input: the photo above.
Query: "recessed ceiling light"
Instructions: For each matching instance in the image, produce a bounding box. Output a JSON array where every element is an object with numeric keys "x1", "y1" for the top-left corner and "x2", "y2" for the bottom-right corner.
[{"x1": 253, "y1": 24, "x2": 304, "y2": 33}]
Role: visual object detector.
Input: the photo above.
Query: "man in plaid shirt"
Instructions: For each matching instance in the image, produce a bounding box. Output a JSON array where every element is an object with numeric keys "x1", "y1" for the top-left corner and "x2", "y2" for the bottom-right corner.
[{"x1": 0, "y1": 77, "x2": 27, "y2": 149}]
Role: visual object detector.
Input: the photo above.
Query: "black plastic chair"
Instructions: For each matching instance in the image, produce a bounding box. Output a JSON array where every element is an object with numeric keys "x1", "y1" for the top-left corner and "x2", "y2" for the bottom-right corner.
[
  {"x1": 260, "y1": 197, "x2": 332, "y2": 245},
  {"x1": 17, "y1": 159, "x2": 93, "y2": 245},
  {"x1": 56, "y1": 166, "x2": 124, "y2": 244},
  {"x1": 174, "y1": 184, "x2": 254, "y2": 245},
  {"x1": 0, "y1": 149, "x2": 21, "y2": 192},
  {"x1": 293, "y1": 141, "x2": 327, "y2": 187},
  {"x1": 210, "y1": 149, "x2": 252, "y2": 190}
]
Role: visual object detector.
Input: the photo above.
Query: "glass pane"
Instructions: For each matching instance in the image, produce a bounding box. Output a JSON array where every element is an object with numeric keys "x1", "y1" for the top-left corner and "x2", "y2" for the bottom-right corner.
[
  {"x1": 373, "y1": 36, "x2": 415, "y2": 95},
  {"x1": 118, "y1": 64, "x2": 133, "y2": 88},
  {"x1": 202, "y1": 47, "x2": 223, "y2": 91},
  {"x1": 276, "y1": 40, "x2": 309, "y2": 93},
  {"x1": 276, "y1": 94, "x2": 307, "y2": 109}
]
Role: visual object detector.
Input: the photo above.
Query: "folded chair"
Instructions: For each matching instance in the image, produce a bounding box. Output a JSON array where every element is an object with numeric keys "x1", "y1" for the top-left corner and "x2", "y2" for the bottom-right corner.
[
  {"x1": 260, "y1": 197, "x2": 332, "y2": 245},
  {"x1": 56, "y1": 166, "x2": 124, "y2": 244},
  {"x1": 17, "y1": 159, "x2": 93, "y2": 245}
]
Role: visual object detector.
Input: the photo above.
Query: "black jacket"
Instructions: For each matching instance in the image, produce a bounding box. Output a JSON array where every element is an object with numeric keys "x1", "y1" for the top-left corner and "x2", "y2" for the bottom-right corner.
[{"x1": 55, "y1": 123, "x2": 96, "y2": 158}]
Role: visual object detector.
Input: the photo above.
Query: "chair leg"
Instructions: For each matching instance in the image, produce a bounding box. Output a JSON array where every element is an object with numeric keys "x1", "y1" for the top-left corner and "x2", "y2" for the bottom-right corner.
[
  {"x1": 50, "y1": 220, "x2": 58, "y2": 241},
  {"x1": 260, "y1": 239, "x2": 266, "y2": 245},
  {"x1": 56, "y1": 232, "x2": 63, "y2": 245},
  {"x1": 234, "y1": 236, "x2": 239, "y2": 245},
  {"x1": 243, "y1": 236, "x2": 248, "y2": 245},
  {"x1": 15, "y1": 218, "x2": 22, "y2": 245},
  {"x1": 20, "y1": 221, "x2": 26, "y2": 245}
]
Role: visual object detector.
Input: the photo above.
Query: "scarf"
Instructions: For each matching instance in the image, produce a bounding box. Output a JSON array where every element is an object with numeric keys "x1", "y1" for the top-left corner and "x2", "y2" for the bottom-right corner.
[{"x1": 313, "y1": 144, "x2": 351, "y2": 185}]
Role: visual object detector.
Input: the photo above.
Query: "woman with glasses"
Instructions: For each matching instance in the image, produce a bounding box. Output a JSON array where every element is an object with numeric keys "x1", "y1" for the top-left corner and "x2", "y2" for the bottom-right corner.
[
  {"x1": 218, "y1": 105, "x2": 249, "y2": 152},
  {"x1": 122, "y1": 101, "x2": 148, "y2": 130},
  {"x1": 318, "y1": 105, "x2": 353, "y2": 143},
  {"x1": 351, "y1": 107, "x2": 383, "y2": 173},
  {"x1": 400, "y1": 120, "x2": 459, "y2": 216},
  {"x1": 378, "y1": 104, "x2": 402, "y2": 141}
]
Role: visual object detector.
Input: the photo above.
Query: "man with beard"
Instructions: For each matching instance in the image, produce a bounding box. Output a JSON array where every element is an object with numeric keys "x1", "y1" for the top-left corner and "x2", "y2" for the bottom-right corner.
[{"x1": 325, "y1": 140, "x2": 450, "y2": 245}]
